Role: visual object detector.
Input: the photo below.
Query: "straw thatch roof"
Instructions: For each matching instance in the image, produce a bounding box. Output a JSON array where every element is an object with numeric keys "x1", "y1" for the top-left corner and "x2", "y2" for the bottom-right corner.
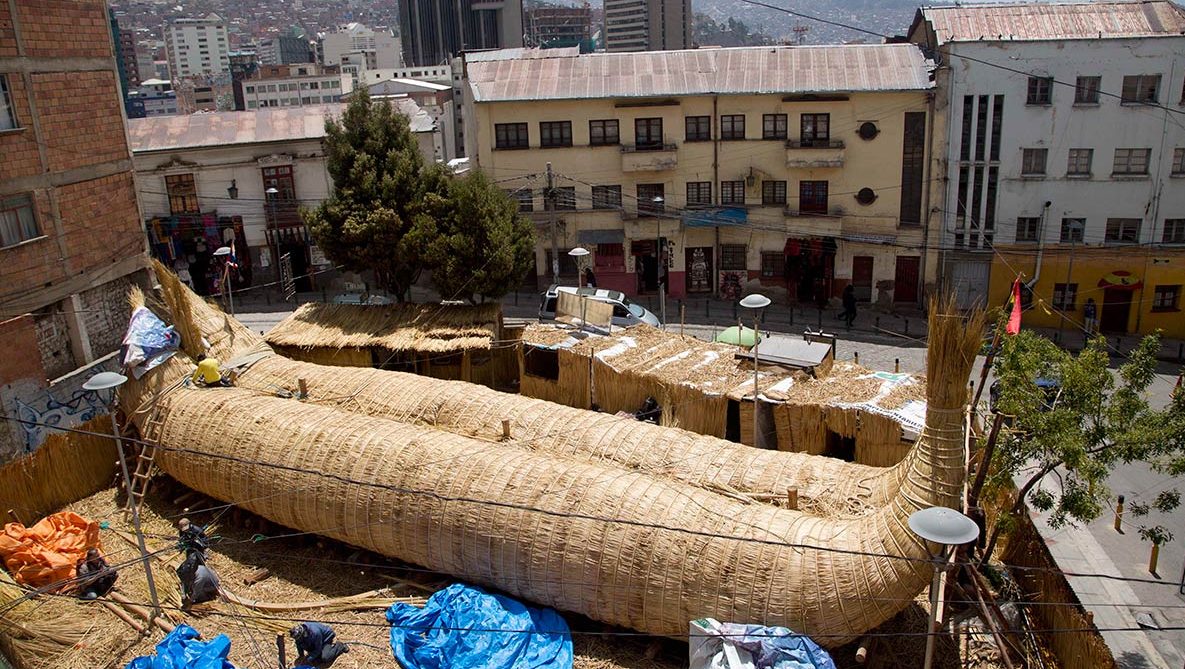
[{"x1": 265, "y1": 302, "x2": 502, "y2": 354}]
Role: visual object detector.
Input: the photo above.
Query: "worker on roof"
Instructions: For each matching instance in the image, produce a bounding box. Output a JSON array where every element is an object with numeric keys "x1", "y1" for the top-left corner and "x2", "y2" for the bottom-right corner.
[
  {"x1": 176, "y1": 550, "x2": 220, "y2": 607},
  {"x1": 75, "y1": 548, "x2": 117, "y2": 600},
  {"x1": 177, "y1": 518, "x2": 210, "y2": 559},
  {"x1": 289, "y1": 622, "x2": 349, "y2": 667},
  {"x1": 191, "y1": 353, "x2": 230, "y2": 387}
]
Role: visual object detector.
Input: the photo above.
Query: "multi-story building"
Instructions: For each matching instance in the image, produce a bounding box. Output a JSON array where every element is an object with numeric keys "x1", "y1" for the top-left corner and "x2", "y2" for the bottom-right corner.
[
  {"x1": 113, "y1": 19, "x2": 141, "y2": 89},
  {"x1": 399, "y1": 0, "x2": 524, "y2": 67},
  {"x1": 129, "y1": 102, "x2": 438, "y2": 290},
  {"x1": 235, "y1": 63, "x2": 351, "y2": 111},
  {"x1": 261, "y1": 35, "x2": 314, "y2": 66},
  {"x1": 525, "y1": 1, "x2": 593, "y2": 49},
  {"x1": 604, "y1": 0, "x2": 691, "y2": 52},
  {"x1": 164, "y1": 14, "x2": 230, "y2": 79},
  {"x1": 318, "y1": 23, "x2": 401, "y2": 77},
  {"x1": 463, "y1": 45, "x2": 940, "y2": 303},
  {"x1": 0, "y1": 0, "x2": 150, "y2": 461},
  {"x1": 366, "y1": 77, "x2": 454, "y2": 159},
  {"x1": 910, "y1": 1, "x2": 1185, "y2": 337},
  {"x1": 127, "y1": 78, "x2": 178, "y2": 117}
]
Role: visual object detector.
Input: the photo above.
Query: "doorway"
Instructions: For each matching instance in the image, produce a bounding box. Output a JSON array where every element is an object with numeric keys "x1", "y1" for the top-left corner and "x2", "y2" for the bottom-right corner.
[
  {"x1": 852, "y1": 256, "x2": 874, "y2": 302},
  {"x1": 894, "y1": 256, "x2": 920, "y2": 303},
  {"x1": 280, "y1": 241, "x2": 311, "y2": 292},
  {"x1": 1100, "y1": 288, "x2": 1132, "y2": 333}
]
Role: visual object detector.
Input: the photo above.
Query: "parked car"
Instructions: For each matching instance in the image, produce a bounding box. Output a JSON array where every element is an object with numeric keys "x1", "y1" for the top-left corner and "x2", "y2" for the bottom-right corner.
[
  {"x1": 332, "y1": 292, "x2": 394, "y2": 306},
  {"x1": 538, "y1": 285, "x2": 661, "y2": 328}
]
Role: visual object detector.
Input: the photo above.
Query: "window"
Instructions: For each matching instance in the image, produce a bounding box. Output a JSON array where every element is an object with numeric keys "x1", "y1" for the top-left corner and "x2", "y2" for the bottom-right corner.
[
  {"x1": 591, "y1": 185, "x2": 622, "y2": 210},
  {"x1": 1060, "y1": 218, "x2": 1085, "y2": 243},
  {"x1": 762, "y1": 113, "x2": 787, "y2": 140},
  {"x1": 165, "y1": 173, "x2": 199, "y2": 214},
  {"x1": 636, "y1": 183, "x2": 664, "y2": 214},
  {"x1": 799, "y1": 180, "x2": 828, "y2": 214},
  {"x1": 245, "y1": 85, "x2": 255, "y2": 93},
  {"x1": 1172, "y1": 148, "x2": 1185, "y2": 176},
  {"x1": 685, "y1": 115, "x2": 711, "y2": 141},
  {"x1": 719, "y1": 244, "x2": 747, "y2": 270},
  {"x1": 1105, "y1": 218, "x2": 1141, "y2": 245},
  {"x1": 0, "y1": 194, "x2": 39, "y2": 247},
  {"x1": 0, "y1": 75, "x2": 16, "y2": 131},
  {"x1": 595, "y1": 243, "x2": 625, "y2": 269},
  {"x1": 1016, "y1": 217, "x2": 1041, "y2": 242},
  {"x1": 720, "y1": 114, "x2": 745, "y2": 140},
  {"x1": 1074, "y1": 76, "x2": 1101, "y2": 104},
  {"x1": 1021, "y1": 148, "x2": 1048, "y2": 175},
  {"x1": 539, "y1": 121, "x2": 572, "y2": 148},
  {"x1": 494, "y1": 122, "x2": 529, "y2": 149},
  {"x1": 761, "y1": 252, "x2": 784, "y2": 278},
  {"x1": 247, "y1": 100, "x2": 258, "y2": 109},
  {"x1": 634, "y1": 118, "x2": 663, "y2": 150},
  {"x1": 505, "y1": 189, "x2": 533, "y2": 212},
  {"x1": 547, "y1": 186, "x2": 576, "y2": 210},
  {"x1": 720, "y1": 180, "x2": 745, "y2": 205},
  {"x1": 1067, "y1": 148, "x2": 1093, "y2": 176},
  {"x1": 1121, "y1": 75, "x2": 1161, "y2": 104},
  {"x1": 686, "y1": 181, "x2": 712, "y2": 207},
  {"x1": 589, "y1": 119, "x2": 619, "y2": 146},
  {"x1": 900, "y1": 111, "x2": 926, "y2": 225},
  {"x1": 1052, "y1": 283, "x2": 1078, "y2": 311},
  {"x1": 1113, "y1": 148, "x2": 1151, "y2": 175},
  {"x1": 761, "y1": 180, "x2": 787, "y2": 205},
  {"x1": 800, "y1": 113, "x2": 830, "y2": 145},
  {"x1": 1152, "y1": 285, "x2": 1180, "y2": 311},
  {"x1": 1027, "y1": 76, "x2": 1053, "y2": 105},
  {"x1": 1163, "y1": 218, "x2": 1185, "y2": 243}
]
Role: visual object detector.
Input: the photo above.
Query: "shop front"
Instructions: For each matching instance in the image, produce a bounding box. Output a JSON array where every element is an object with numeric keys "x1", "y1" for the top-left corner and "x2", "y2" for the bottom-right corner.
[{"x1": 146, "y1": 213, "x2": 251, "y2": 296}]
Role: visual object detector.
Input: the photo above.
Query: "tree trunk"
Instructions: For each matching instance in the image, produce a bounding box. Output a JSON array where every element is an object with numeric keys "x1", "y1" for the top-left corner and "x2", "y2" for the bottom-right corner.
[{"x1": 979, "y1": 460, "x2": 1061, "y2": 565}]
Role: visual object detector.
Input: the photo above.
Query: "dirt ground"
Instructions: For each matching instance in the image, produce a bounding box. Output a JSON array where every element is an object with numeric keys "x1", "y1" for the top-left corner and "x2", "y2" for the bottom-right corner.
[{"x1": 2, "y1": 476, "x2": 1017, "y2": 669}]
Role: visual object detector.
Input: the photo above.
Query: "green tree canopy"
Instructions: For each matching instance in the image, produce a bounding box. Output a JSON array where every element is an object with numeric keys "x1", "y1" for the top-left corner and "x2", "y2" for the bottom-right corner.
[{"x1": 416, "y1": 172, "x2": 536, "y2": 303}]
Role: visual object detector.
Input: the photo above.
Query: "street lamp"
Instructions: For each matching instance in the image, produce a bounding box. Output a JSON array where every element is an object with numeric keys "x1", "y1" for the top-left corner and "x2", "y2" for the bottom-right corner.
[
  {"x1": 739, "y1": 293, "x2": 771, "y2": 448},
  {"x1": 266, "y1": 186, "x2": 280, "y2": 285},
  {"x1": 213, "y1": 245, "x2": 234, "y2": 316},
  {"x1": 81, "y1": 372, "x2": 161, "y2": 623},
  {"x1": 908, "y1": 506, "x2": 981, "y2": 669},
  {"x1": 569, "y1": 246, "x2": 590, "y2": 287}
]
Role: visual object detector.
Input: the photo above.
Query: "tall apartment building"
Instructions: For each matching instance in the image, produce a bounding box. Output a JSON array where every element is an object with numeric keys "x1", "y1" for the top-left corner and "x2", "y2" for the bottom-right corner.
[
  {"x1": 464, "y1": 45, "x2": 938, "y2": 302},
  {"x1": 910, "y1": 1, "x2": 1185, "y2": 338},
  {"x1": 164, "y1": 14, "x2": 230, "y2": 79},
  {"x1": 235, "y1": 63, "x2": 351, "y2": 110},
  {"x1": 112, "y1": 17, "x2": 141, "y2": 89},
  {"x1": 261, "y1": 35, "x2": 314, "y2": 65},
  {"x1": 399, "y1": 0, "x2": 524, "y2": 67},
  {"x1": 604, "y1": 0, "x2": 691, "y2": 52},
  {"x1": 0, "y1": 0, "x2": 150, "y2": 461},
  {"x1": 525, "y1": 1, "x2": 593, "y2": 48},
  {"x1": 318, "y1": 23, "x2": 400, "y2": 70}
]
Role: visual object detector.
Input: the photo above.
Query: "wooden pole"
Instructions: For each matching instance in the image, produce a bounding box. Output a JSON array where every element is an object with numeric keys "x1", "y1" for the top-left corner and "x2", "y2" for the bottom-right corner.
[
  {"x1": 786, "y1": 488, "x2": 798, "y2": 510},
  {"x1": 967, "y1": 412, "x2": 1004, "y2": 510},
  {"x1": 971, "y1": 329, "x2": 1002, "y2": 411},
  {"x1": 501, "y1": 419, "x2": 511, "y2": 441},
  {"x1": 297, "y1": 378, "x2": 308, "y2": 399},
  {"x1": 1150, "y1": 543, "x2": 1161, "y2": 575}
]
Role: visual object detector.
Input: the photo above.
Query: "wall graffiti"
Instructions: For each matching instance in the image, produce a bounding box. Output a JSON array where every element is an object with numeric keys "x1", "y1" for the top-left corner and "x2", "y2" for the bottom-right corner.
[{"x1": 12, "y1": 388, "x2": 106, "y2": 453}]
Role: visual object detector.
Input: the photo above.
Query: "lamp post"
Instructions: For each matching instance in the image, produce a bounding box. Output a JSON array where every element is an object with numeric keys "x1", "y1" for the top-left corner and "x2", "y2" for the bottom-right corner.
[
  {"x1": 569, "y1": 247, "x2": 591, "y2": 330},
  {"x1": 908, "y1": 506, "x2": 981, "y2": 669},
  {"x1": 82, "y1": 372, "x2": 161, "y2": 623},
  {"x1": 653, "y1": 196, "x2": 667, "y2": 326},
  {"x1": 213, "y1": 245, "x2": 234, "y2": 315},
  {"x1": 265, "y1": 186, "x2": 280, "y2": 286},
  {"x1": 739, "y1": 293, "x2": 771, "y2": 448},
  {"x1": 1058, "y1": 218, "x2": 1082, "y2": 341}
]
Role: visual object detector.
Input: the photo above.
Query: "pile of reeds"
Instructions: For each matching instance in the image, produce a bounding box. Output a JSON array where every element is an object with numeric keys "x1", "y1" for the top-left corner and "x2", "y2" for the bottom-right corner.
[
  {"x1": 265, "y1": 301, "x2": 501, "y2": 355},
  {"x1": 0, "y1": 418, "x2": 117, "y2": 524},
  {"x1": 272, "y1": 344, "x2": 373, "y2": 367}
]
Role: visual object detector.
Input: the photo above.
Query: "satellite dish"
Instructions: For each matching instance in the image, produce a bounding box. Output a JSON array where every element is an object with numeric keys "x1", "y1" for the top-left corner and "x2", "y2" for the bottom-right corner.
[
  {"x1": 739, "y1": 293, "x2": 772, "y2": 310},
  {"x1": 908, "y1": 506, "x2": 980, "y2": 546},
  {"x1": 82, "y1": 371, "x2": 129, "y2": 392}
]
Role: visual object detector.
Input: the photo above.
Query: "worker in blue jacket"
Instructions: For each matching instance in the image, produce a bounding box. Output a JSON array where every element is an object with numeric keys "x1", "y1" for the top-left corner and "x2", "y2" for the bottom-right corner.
[{"x1": 289, "y1": 622, "x2": 349, "y2": 667}]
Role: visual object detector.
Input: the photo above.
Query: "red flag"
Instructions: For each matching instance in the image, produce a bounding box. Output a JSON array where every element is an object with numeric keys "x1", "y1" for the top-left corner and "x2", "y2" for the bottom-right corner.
[{"x1": 1006, "y1": 278, "x2": 1022, "y2": 335}]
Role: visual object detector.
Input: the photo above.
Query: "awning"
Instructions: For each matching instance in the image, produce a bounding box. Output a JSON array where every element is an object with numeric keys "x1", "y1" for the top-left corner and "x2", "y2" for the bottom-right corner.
[
  {"x1": 682, "y1": 207, "x2": 748, "y2": 228},
  {"x1": 1097, "y1": 271, "x2": 1142, "y2": 290},
  {"x1": 577, "y1": 229, "x2": 625, "y2": 245}
]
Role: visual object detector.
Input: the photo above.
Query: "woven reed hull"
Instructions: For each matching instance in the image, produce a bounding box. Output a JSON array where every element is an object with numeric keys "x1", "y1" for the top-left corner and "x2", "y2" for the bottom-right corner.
[{"x1": 138, "y1": 387, "x2": 936, "y2": 645}]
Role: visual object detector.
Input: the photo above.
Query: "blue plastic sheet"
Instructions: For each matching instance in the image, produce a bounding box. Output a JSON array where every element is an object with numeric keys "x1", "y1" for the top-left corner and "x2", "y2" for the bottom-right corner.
[
  {"x1": 125, "y1": 624, "x2": 235, "y2": 669},
  {"x1": 121, "y1": 307, "x2": 181, "y2": 378},
  {"x1": 386, "y1": 584, "x2": 573, "y2": 669},
  {"x1": 690, "y1": 619, "x2": 835, "y2": 669}
]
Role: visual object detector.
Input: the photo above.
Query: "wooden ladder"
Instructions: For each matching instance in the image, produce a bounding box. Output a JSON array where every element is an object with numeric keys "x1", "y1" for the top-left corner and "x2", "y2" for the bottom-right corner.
[{"x1": 126, "y1": 413, "x2": 163, "y2": 515}]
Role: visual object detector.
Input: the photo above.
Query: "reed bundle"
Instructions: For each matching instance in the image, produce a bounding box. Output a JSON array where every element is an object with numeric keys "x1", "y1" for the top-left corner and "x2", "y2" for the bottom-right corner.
[
  {"x1": 265, "y1": 301, "x2": 501, "y2": 355},
  {"x1": 0, "y1": 572, "x2": 133, "y2": 669}
]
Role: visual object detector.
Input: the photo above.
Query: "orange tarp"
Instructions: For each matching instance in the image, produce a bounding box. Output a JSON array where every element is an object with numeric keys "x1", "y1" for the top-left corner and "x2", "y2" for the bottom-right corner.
[{"x1": 0, "y1": 511, "x2": 100, "y2": 590}]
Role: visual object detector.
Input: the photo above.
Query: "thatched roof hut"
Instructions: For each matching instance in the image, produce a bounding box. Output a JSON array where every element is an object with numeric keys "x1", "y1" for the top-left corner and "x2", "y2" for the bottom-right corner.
[{"x1": 265, "y1": 302, "x2": 517, "y2": 390}]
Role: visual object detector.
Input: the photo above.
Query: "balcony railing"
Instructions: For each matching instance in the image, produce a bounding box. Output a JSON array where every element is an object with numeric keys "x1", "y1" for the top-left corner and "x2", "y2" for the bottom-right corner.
[
  {"x1": 620, "y1": 142, "x2": 677, "y2": 153},
  {"x1": 785, "y1": 139, "x2": 845, "y2": 149}
]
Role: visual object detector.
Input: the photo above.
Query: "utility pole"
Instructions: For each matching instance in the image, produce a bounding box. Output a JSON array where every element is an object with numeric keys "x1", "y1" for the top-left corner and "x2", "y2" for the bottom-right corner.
[{"x1": 546, "y1": 162, "x2": 559, "y2": 279}]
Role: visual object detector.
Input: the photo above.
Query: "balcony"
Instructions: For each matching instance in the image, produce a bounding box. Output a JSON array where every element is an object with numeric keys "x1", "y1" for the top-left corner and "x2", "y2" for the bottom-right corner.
[
  {"x1": 620, "y1": 142, "x2": 678, "y2": 172},
  {"x1": 785, "y1": 139, "x2": 845, "y2": 168}
]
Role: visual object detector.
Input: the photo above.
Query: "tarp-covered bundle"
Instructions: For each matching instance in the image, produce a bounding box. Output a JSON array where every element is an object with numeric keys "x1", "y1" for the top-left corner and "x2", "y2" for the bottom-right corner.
[
  {"x1": 689, "y1": 618, "x2": 836, "y2": 669},
  {"x1": 125, "y1": 624, "x2": 235, "y2": 669},
  {"x1": 0, "y1": 511, "x2": 99, "y2": 589},
  {"x1": 387, "y1": 584, "x2": 572, "y2": 669}
]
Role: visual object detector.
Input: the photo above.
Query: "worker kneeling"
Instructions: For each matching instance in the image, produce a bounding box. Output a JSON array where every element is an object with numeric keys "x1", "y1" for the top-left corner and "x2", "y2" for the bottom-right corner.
[
  {"x1": 290, "y1": 622, "x2": 349, "y2": 667},
  {"x1": 176, "y1": 551, "x2": 220, "y2": 607},
  {"x1": 75, "y1": 548, "x2": 117, "y2": 600},
  {"x1": 191, "y1": 354, "x2": 231, "y2": 387}
]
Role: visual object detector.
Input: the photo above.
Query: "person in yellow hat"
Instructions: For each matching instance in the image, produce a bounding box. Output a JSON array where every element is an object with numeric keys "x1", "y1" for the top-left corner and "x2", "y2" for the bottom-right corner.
[{"x1": 191, "y1": 354, "x2": 229, "y2": 387}]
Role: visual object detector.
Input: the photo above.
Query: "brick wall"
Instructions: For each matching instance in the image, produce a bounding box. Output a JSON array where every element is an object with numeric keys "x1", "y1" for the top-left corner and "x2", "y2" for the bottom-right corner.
[
  {"x1": 15, "y1": 0, "x2": 112, "y2": 59},
  {"x1": 0, "y1": 2, "x2": 16, "y2": 58},
  {"x1": 33, "y1": 70, "x2": 129, "y2": 172},
  {"x1": 58, "y1": 171, "x2": 144, "y2": 273},
  {"x1": 0, "y1": 74, "x2": 41, "y2": 183},
  {"x1": 79, "y1": 274, "x2": 137, "y2": 357},
  {"x1": 34, "y1": 307, "x2": 76, "y2": 380},
  {"x1": 0, "y1": 316, "x2": 46, "y2": 386}
]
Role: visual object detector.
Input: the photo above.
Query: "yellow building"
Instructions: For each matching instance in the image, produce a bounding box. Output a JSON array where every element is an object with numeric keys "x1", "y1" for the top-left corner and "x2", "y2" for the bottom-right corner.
[{"x1": 462, "y1": 45, "x2": 943, "y2": 306}]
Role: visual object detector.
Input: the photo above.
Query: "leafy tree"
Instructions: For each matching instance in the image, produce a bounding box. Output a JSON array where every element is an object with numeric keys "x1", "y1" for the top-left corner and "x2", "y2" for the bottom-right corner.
[
  {"x1": 980, "y1": 330, "x2": 1185, "y2": 561},
  {"x1": 415, "y1": 172, "x2": 536, "y2": 303},
  {"x1": 303, "y1": 89, "x2": 450, "y2": 301}
]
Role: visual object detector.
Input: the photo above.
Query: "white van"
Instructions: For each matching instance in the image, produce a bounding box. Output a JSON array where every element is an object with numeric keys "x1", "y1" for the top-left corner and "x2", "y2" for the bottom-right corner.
[{"x1": 538, "y1": 285, "x2": 661, "y2": 328}]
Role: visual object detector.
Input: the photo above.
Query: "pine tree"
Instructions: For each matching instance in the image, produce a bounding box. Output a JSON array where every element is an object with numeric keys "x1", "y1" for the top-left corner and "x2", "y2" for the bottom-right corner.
[{"x1": 303, "y1": 90, "x2": 449, "y2": 301}]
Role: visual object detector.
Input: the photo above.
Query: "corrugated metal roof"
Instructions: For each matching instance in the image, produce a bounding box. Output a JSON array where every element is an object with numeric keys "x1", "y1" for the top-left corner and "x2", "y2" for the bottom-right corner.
[
  {"x1": 921, "y1": 0, "x2": 1185, "y2": 44},
  {"x1": 129, "y1": 101, "x2": 434, "y2": 153},
  {"x1": 465, "y1": 46, "x2": 582, "y2": 62},
  {"x1": 466, "y1": 44, "x2": 934, "y2": 102}
]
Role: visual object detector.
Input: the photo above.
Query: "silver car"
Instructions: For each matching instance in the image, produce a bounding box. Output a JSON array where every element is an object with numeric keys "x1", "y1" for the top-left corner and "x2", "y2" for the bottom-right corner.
[{"x1": 538, "y1": 285, "x2": 662, "y2": 328}]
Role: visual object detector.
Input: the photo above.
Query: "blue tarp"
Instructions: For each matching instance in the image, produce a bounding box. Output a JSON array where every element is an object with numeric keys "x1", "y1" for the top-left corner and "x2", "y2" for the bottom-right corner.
[
  {"x1": 386, "y1": 584, "x2": 573, "y2": 669},
  {"x1": 682, "y1": 207, "x2": 749, "y2": 228},
  {"x1": 121, "y1": 306, "x2": 181, "y2": 378},
  {"x1": 125, "y1": 624, "x2": 235, "y2": 669},
  {"x1": 690, "y1": 619, "x2": 836, "y2": 669}
]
